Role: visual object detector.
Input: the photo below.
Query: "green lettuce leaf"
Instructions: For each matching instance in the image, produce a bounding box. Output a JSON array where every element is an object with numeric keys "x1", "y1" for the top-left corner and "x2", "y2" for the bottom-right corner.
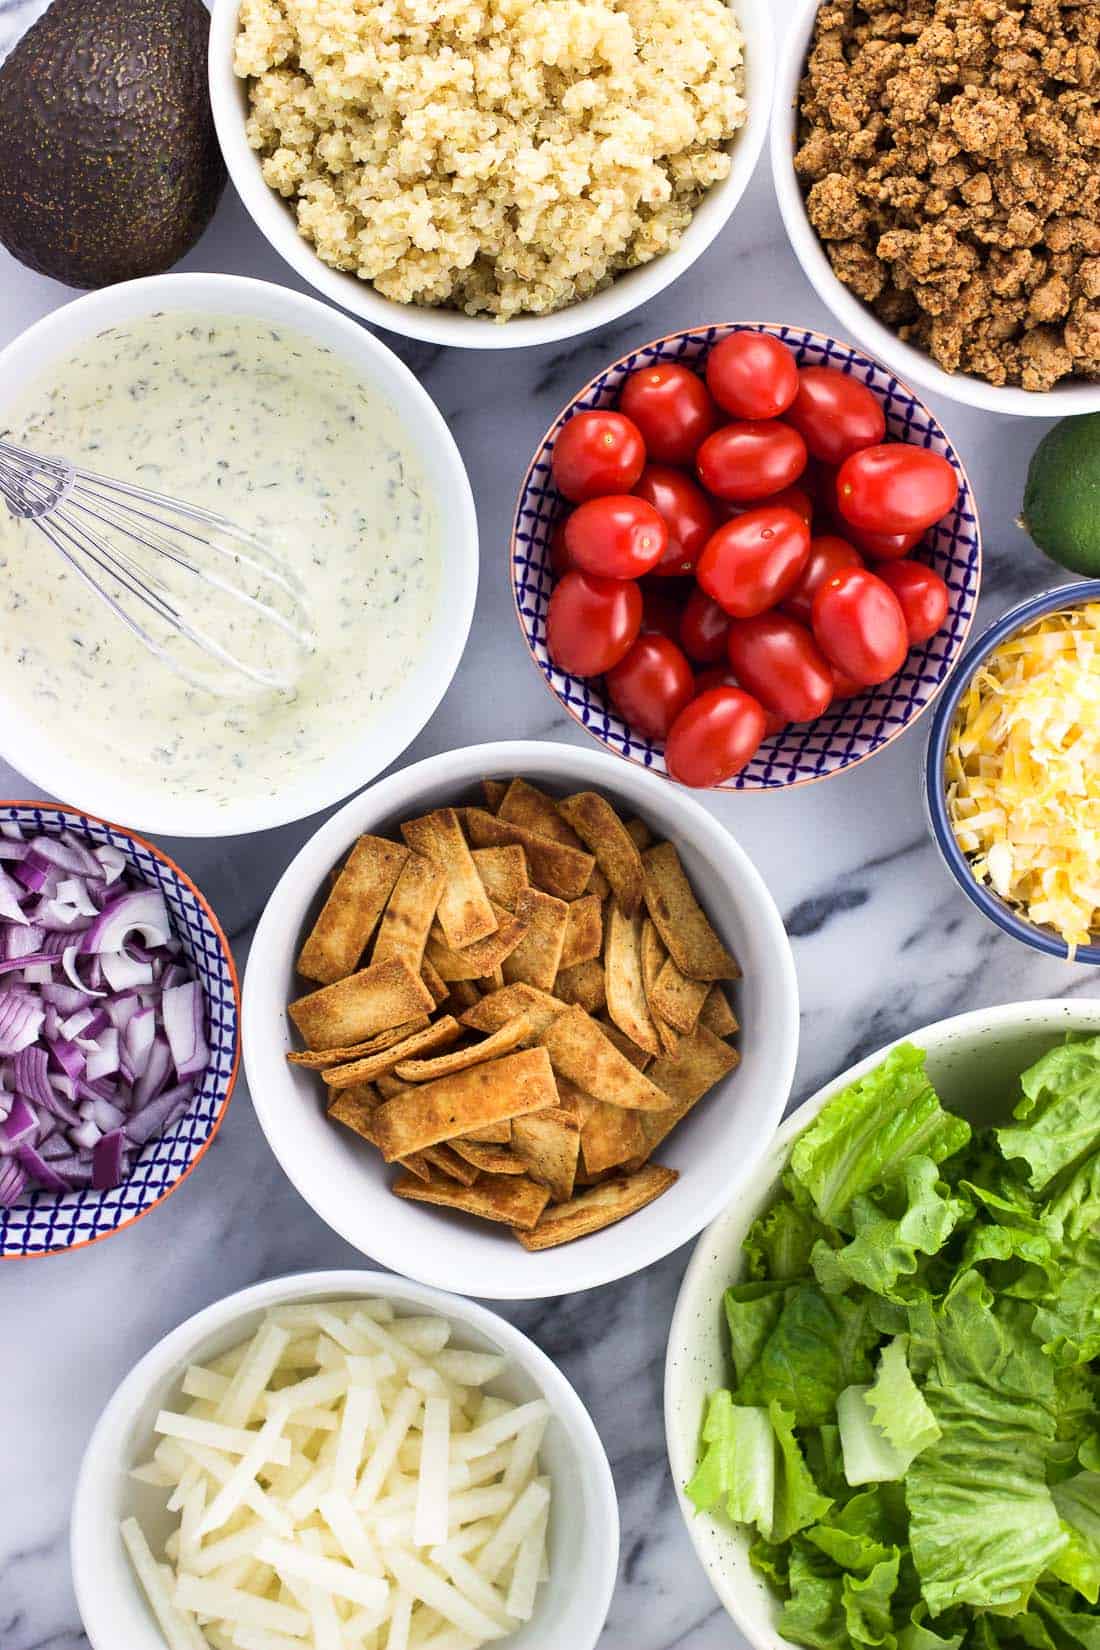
[
  {"x1": 806, "y1": 1488, "x2": 907, "y2": 1575},
  {"x1": 724, "y1": 1281, "x2": 789, "y2": 1386},
  {"x1": 866, "y1": 1337, "x2": 942, "y2": 1458},
  {"x1": 780, "y1": 1541, "x2": 851, "y2": 1650},
  {"x1": 685, "y1": 1392, "x2": 774, "y2": 1534},
  {"x1": 770, "y1": 1402, "x2": 834, "y2": 1543},
  {"x1": 744, "y1": 1196, "x2": 833, "y2": 1281},
  {"x1": 1032, "y1": 1235, "x2": 1100, "y2": 1368},
  {"x1": 1030, "y1": 1582, "x2": 1100, "y2": 1650},
  {"x1": 904, "y1": 1273, "x2": 1066, "y2": 1615},
  {"x1": 997, "y1": 1037, "x2": 1100, "y2": 1194},
  {"x1": 1050, "y1": 1474, "x2": 1100, "y2": 1605},
  {"x1": 788, "y1": 1045, "x2": 970, "y2": 1232},
  {"x1": 829, "y1": 1159, "x2": 968, "y2": 1298},
  {"x1": 736, "y1": 1283, "x2": 879, "y2": 1425}
]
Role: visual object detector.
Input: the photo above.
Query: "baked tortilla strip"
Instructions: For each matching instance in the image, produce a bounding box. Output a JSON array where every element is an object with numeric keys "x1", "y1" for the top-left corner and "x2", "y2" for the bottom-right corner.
[
  {"x1": 553, "y1": 1073, "x2": 594, "y2": 1127},
  {"x1": 497, "y1": 778, "x2": 587, "y2": 851},
  {"x1": 327, "y1": 1084, "x2": 380, "y2": 1143},
  {"x1": 394, "y1": 1152, "x2": 433, "y2": 1183},
  {"x1": 558, "y1": 791, "x2": 645, "y2": 916},
  {"x1": 481, "y1": 778, "x2": 508, "y2": 813},
  {"x1": 286, "y1": 1019, "x2": 429, "y2": 1068},
  {"x1": 559, "y1": 893, "x2": 603, "y2": 970},
  {"x1": 425, "y1": 904, "x2": 528, "y2": 981},
  {"x1": 511, "y1": 1106, "x2": 581, "y2": 1202},
  {"x1": 624, "y1": 817, "x2": 653, "y2": 852},
  {"x1": 371, "y1": 853, "x2": 445, "y2": 972},
  {"x1": 421, "y1": 959, "x2": 449, "y2": 1005},
  {"x1": 514, "y1": 1164, "x2": 678, "y2": 1249},
  {"x1": 465, "y1": 809, "x2": 594, "y2": 901},
  {"x1": 289, "y1": 959, "x2": 435, "y2": 1051},
  {"x1": 375, "y1": 1071, "x2": 408, "y2": 1100},
  {"x1": 630, "y1": 1024, "x2": 742, "y2": 1165},
  {"x1": 401, "y1": 807, "x2": 497, "y2": 949},
  {"x1": 553, "y1": 957, "x2": 606, "y2": 1014},
  {"x1": 322, "y1": 1017, "x2": 463, "y2": 1089},
  {"x1": 393, "y1": 1168, "x2": 550, "y2": 1231},
  {"x1": 699, "y1": 985, "x2": 739, "y2": 1038},
  {"x1": 449, "y1": 1140, "x2": 526, "y2": 1174},
  {"x1": 457, "y1": 1121, "x2": 513, "y2": 1145},
  {"x1": 604, "y1": 905, "x2": 661, "y2": 1057},
  {"x1": 459, "y1": 983, "x2": 568, "y2": 1039},
  {"x1": 442, "y1": 980, "x2": 482, "y2": 1014},
  {"x1": 297, "y1": 836, "x2": 409, "y2": 984},
  {"x1": 417, "y1": 1144, "x2": 481, "y2": 1187},
  {"x1": 393, "y1": 1014, "x2": 535, "y2": 1081},
  {"x1": 650, "y1": 954, "x2": 709, "y2": 1036},
  {"x1": 579, "y1": 1096, "x2": 646, "y2": 1177},
  {"x1": 642, "y1": 843, "x2": 739, "y2": 981},
  {"x1": 502, "y1": 889, "x2": 569, "y2": 991},
  {"x1": 594, "y1": 1016, "x2": 653, "y2": 1072},
  {"x1": 371, "y1": 1046, "x2": 558, "y2": 1161},
  {"x1": 639, "y1": 917, "x2": 680, "y2": 1057},
  {"x1": 539, "y1": 1006, "x2": 670, "y2": 1111},
  {"x1": 471, "y1": 846, "x2": 529, "y2": 912}
]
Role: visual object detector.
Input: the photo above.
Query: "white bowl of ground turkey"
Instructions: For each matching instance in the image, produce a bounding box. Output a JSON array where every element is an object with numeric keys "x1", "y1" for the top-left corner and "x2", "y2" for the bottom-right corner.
[{"x1": 208, "y1": 0, "x2": 774, "y2": 349}]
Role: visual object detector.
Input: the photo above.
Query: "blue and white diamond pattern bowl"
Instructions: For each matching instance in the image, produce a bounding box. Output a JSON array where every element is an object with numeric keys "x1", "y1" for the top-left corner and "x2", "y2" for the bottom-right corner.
[
  {"x1": 511, "y1": 323, "x2": 982, "y2": 790},
  {"x1": 0, "y1": 802, "x2": 240, "y2": 1260}
]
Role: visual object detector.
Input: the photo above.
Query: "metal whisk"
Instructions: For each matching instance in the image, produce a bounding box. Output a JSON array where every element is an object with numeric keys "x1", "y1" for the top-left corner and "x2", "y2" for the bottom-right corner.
[{"x1": 0, "y1": 440, "x2": 316, "y2": 697}]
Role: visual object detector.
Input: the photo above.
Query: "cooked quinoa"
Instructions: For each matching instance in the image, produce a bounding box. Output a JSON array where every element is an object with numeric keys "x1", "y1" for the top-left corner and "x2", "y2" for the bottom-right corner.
[{"x1": 234, "y1": 0, "x2": 747, "y2": 319}]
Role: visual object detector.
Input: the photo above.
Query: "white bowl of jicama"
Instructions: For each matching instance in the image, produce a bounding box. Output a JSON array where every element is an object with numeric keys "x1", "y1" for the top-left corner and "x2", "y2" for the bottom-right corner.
[
  {"x1": 71, "y1": 1269, "x2": 619, "y2": 1650},
  {"x1": 243, "y1": 739, "x2": 798, "y2": 1299}
]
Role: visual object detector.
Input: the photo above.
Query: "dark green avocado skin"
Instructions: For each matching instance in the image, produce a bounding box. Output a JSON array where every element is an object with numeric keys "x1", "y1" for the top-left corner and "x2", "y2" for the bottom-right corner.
[{"x1": 0, "y1": 0, "x2": 227, "y2": 287}]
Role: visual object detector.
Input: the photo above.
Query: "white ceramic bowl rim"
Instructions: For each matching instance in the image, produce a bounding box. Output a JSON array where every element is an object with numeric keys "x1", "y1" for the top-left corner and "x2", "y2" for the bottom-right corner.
[
  {"x1": 0, "y1": 273, "x2": 478, "y2": 838},
  {"x1": 664, "y1": 996, "x2": 1100, "y2": 1645},
  {"x1": 243, "y1": 738, "x2": 800, "y2": 1298},
  {"x1": 72, "y1": 1268, "x2": 620, "y2": 1650},
  {"x1": 207, "y1": 0, "x2": 775, "y2": 348},
  {"x1": 770, "y1": 0, "x2": 1100, "y2": 417}
]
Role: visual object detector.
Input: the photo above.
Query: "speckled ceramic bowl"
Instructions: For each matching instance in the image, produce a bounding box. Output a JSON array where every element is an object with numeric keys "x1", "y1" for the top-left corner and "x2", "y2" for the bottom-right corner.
[
  {"x1": 0, "y1": 802, "x2": 240, "y2": 1260},
  {"x1": 663, "y1": 998, "x2": 1100, "y2": 1643},
  {"x1": 511, "y1": 322, "x2": 982, "y2": 791}
]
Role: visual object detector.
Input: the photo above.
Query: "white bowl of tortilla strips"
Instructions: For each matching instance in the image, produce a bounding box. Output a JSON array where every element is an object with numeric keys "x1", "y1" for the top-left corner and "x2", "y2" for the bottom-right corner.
[{"x1": 243, "y1": 740, "x2": 798, "y2": 1299}]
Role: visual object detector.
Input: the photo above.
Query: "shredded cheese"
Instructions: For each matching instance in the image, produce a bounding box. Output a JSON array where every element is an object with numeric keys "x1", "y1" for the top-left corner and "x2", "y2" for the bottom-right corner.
[{"x1": 946, "y1": 602, "x2": 1100, "y2": 955}]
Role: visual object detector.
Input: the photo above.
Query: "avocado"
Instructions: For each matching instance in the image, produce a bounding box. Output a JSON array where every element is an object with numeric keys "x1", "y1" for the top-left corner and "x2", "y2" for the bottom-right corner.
[
  {"x1": 1020, "y1": 413, "x2": 1100, "y2": 578},
  {"x1": 0, "y1": 0, "x2": 226, "y2": 288}
]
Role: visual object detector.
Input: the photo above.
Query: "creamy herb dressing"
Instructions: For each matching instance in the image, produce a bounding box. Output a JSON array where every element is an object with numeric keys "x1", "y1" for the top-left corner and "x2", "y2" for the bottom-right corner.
[{"x1": 0, "y1": 313, "x2": 440, "y2": 806}]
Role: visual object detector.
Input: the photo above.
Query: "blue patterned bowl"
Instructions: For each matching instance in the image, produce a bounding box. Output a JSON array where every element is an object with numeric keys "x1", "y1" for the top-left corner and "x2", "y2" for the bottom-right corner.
[
  {"x1": 511, "y1": 323, "x2": 982, "y2": 790},
  {"x1": 0, "y1": 802, "x2": 240, "y2": 1259}
]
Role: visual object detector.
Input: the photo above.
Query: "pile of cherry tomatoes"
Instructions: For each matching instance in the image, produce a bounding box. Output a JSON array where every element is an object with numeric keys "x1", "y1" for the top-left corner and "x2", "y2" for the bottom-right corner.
[{"x1": 544, "y1": 331, "x2": 958, "y2": 788}]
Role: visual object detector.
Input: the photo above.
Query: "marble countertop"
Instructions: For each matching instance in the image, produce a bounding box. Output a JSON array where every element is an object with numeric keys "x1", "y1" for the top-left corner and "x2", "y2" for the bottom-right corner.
[{"x1": 2, "y1": 5, "x2": 1098, "y2": 1645}]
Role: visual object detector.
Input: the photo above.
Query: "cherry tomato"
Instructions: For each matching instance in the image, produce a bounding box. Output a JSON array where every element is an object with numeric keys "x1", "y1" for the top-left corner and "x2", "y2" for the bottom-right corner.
[
  {"x1": 696, "y1": 421, "x2": 808, "y2": 504},
  {"x1": 546, "y1": 570, "x2": 642, "y2": 677},
  {"x1": 665, "y1": 687, "x2": 767, "y2": 788},
  {"x1": 844, "y1": 522, "x2": 924, "y2": 561},
  {"x1": 564, "y1": 495, "x2": 668, "y2": 579},
  {"x1": 549, "y1": 519, "x2": 572, "y2": 577},
  {"x1": 782, "y1": 534, "x2": 863, "y2": 626},
  {"x1": 811, "y1": 567, "x2": 908, "y2": 686},
  {"x1": 783, "y1": 367, "x2": 886, "y2": 465},
  {"x1": 768, "y1": 484, "x2": 814, "y2": 526},
  {"x1": 830, "y1": 667, "x2": 866, "y2": 702},
  {"x1": 727, "y1": 613, "x2": 835, "y2": 723},
  {"x1": 639, "y1": 580, "x2": 687, "y2": 641},
  {"x1": 680, "y1": 587, "x2": 732, "y2": 663},
  {"x1": 618, "y1": 363, "x2": 718, "y2": 465},
  {"x1": 606, "y1": 634, "x2": 695, "y2": 740},
  {"x1": 633, "y1": 465, "x2": 718, "y2": 577},
  {"x1": 836, "y1": 444, "x2": 959, "y2": 536},
  {"x1": 705, "y1": 332, "x2": 799, "y2": 421},
  {"x1": 696, "y1": 506, "x2": 811, "y2": 620},
  {"x1": 875, "y1": 559, "x2": 949, "y2": 645},
  {"x1": 551, "y1": 410, "x2": 646, "y2": 503},
  {"x1": 694, "y1": 667, "x2": 787, "y2": 735}
]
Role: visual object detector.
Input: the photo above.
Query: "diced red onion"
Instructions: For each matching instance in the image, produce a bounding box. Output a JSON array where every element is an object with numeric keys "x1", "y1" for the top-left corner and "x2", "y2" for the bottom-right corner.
[
  {"x1": 0, "y1": 992, "x2": 45, "y2": 1055},
  {"x1": 83, "y1": 889, "x2": 171, "y2": 956},
  {"x1": 15, "y1": 1141, "x2": 71, "y2": 1193},
  {"x1": 0, "y1": 1157, "x2": 28, "y2": 1205},
  {"x1": 63, "y1": 945, "x2": 106, "y2": 997},
  {"x1": 163, "y1": 981, "x2": 208, "y2": 1080},
  {"x1": 102, "y1": 951, "x2": 154, "y2": 991},
  {"x1": 86, "y1": 1029, "x2": 120, "y2": 1083}
]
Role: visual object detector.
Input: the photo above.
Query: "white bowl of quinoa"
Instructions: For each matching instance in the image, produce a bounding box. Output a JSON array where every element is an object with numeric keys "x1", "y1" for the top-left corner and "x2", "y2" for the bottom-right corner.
[
  {"x1": 208, "y1": 0, "x2": 773, "y2": 348},
  {"x1": 772, "y1": 0, "x2": 1100, "y2": 417}
]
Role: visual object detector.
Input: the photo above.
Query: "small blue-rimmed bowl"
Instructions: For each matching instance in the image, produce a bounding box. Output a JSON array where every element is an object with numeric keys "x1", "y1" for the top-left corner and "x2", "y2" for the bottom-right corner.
[
  {"x1": 511, "y1": 322, "x2": 982, "y2": 790},
  {"x1": 925, "y1": 580, "x2": 1100, "y2": 965},
  {"x1": 1, "y1": 802, "x2": 241, "y2": 1258}
]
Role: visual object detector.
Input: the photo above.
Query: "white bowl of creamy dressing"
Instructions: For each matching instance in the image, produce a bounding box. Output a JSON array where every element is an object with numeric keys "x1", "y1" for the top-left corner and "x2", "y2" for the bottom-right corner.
[{"x1": 0, "y1": 274, "x2": 477, "y2": 837}]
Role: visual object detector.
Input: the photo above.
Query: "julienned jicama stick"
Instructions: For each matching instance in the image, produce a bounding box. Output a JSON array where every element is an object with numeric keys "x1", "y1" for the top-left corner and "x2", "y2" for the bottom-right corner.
[
  {"x1": 558, "y1": 790, "x2": 645, "y2": 915},
  {"x1": 393, "y1": 1166, "x2": 550, "y2": 1229},
  {"x1": 371, "y1": 1046, "x2": 559, "y2": 1161},
  {"x1": 540, "y1": 1005, "x2": 670, "y2": 1111},
  {"x1": 288, "y1": 959, "x2": 436, "y2": 1050},
  {"x1": 400, "y1": 807, "x2": 497, "y2": 949},
  {"x1": 642, "y1": 842, "x2": 740, "y2": 981},
  {"x1": 296, "y1": 834, "x2": 409, "y2": 984},
  {"x1": 464, "y1": 809, "x2": 595, "y2": 901},
  {"x1": 321, "y1": 1016, "x2": 464, "y2": 1089},
  {"x1": 515, "y1": 1164, "x2": 678, "y2": 1249}
]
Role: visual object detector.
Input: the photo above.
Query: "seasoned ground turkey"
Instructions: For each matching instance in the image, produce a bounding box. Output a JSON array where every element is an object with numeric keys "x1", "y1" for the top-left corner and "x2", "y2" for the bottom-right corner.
[{"x1": 796, "y1": 0, "x2": 1100, "y2": 391}]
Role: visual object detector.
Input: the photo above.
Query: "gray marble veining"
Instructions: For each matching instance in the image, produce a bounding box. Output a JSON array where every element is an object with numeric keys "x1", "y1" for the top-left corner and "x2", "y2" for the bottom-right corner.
[{"x1": 2, "y1": 6, "x2": 1098, "y2": 1645}]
